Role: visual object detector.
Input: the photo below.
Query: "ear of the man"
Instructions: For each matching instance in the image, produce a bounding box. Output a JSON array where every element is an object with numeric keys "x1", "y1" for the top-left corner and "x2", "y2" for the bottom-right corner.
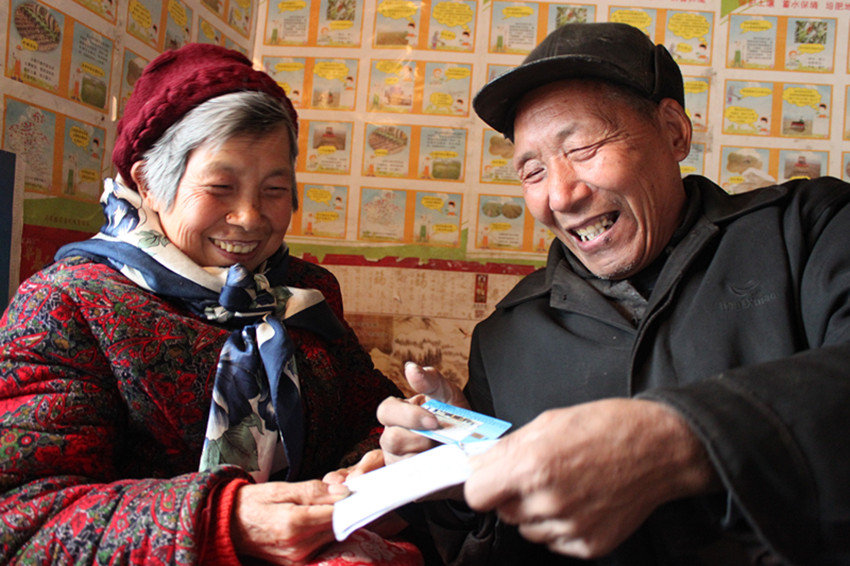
[{"x1": 658, "y1": 98, "x2": 693, "y2": 163}]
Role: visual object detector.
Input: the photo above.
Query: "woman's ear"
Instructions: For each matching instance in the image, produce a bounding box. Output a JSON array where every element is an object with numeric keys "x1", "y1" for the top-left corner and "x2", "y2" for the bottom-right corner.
[{"x1": 130, "y1": 161, "x2": 160, "y2": 212}]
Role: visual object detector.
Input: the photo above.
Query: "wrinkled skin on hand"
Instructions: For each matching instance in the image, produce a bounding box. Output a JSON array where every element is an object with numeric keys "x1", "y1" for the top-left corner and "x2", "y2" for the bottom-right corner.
[{"x1": 464, "y1": 398, "x2": 719, "y2": 559}]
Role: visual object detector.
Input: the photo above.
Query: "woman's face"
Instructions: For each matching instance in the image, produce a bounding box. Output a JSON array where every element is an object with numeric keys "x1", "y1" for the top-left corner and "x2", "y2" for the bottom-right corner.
[{"x1": 142, "y1": 126, "x2": 294, "y2": 271}]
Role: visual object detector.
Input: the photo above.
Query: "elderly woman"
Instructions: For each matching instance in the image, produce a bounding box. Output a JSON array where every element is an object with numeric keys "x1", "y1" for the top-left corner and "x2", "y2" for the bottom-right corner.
[{"x1": 0, "y1": 45, "x2": 421, "y2": 565}]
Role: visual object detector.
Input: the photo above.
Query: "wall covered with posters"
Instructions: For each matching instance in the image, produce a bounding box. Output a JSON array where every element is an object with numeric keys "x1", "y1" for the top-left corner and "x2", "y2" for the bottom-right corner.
[{"x1": 2, "y1": 0, "x2": 850, "y2": 388}]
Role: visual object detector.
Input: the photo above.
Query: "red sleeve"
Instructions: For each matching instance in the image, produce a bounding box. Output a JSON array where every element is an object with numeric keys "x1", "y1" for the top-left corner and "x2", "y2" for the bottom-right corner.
[{"x1": 199, "y1": 477, "x2": 251, "y2": 565}]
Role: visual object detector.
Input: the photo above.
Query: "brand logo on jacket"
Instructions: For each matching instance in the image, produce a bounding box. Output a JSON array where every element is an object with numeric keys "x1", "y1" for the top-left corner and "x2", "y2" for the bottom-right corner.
[{"x1": 718, "y1": 279, "x2": 778, "y2": 312}]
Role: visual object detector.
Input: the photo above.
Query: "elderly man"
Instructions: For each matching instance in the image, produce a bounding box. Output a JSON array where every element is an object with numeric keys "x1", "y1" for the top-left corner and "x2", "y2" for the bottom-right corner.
[{"x1": 378, "y1": 22, "x2": 850, "y2": 565}]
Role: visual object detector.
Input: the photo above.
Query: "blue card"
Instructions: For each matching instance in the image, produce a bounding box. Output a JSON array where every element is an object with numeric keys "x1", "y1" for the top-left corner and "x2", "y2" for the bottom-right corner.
[{"x1": 412, "y1": 399, "x2": 512, "y2": 444}]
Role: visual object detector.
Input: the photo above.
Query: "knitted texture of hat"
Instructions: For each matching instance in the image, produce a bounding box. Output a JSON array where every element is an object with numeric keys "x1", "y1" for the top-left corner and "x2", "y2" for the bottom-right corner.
[{"x1": 112, "y1": 43, "x2": 297, "y2": 190}]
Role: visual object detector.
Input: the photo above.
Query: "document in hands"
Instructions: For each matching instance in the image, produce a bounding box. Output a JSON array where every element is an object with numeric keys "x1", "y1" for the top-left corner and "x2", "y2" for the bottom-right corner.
[{"x1": 332, "y1": 401, "x2": 512, "y2": 541}]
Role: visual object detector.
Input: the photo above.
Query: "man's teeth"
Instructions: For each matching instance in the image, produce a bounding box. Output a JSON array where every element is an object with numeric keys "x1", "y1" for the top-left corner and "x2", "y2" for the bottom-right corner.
[
  {"x1": 574, "y1": 215, "x2": 616, "y2": 242},
  {"x1": 214, "y1": 240, "x2": 258, "y2": 254}
]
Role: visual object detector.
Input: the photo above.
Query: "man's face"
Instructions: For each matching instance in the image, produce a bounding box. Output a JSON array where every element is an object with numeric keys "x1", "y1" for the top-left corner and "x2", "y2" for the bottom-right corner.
[{"x1": 512, "y1": 80, "x2": 691, "y2": 280}]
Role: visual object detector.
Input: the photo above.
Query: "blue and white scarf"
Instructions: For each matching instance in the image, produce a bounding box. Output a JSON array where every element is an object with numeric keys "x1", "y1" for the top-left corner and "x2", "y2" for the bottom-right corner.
[{"x1": 56, "y1": 177, "x2": 345, "y2": 481}]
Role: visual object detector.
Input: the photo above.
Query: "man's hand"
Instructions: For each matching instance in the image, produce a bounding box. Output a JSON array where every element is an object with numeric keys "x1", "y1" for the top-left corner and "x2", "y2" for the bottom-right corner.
[
  {"x1": 464, "y1": 399, "x2": 719, "y2": 559},
  {"x1": 378, "y1": 362, "x2": 469, "y2": 465},
  {"x1": 231, "y1": 480, "x2": 349, "y2": 564}
]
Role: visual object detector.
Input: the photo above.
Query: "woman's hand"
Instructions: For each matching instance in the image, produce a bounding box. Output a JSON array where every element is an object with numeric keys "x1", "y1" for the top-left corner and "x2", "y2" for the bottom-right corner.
[
  {"x1": 322, "y1": 449, "x2": 384, "y2": 486},
  {"x1": 231, "y1": 480, "x2": 349, "y2": 564}
]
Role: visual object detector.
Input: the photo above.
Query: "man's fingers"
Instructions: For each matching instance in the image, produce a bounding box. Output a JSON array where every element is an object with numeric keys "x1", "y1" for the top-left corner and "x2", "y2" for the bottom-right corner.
[
  {"x1": 404, "y1": 362, "x2": 468, "y2": 407},
  {"x1": 377, "y1": 395, "x2": 438, "y2": 430}
]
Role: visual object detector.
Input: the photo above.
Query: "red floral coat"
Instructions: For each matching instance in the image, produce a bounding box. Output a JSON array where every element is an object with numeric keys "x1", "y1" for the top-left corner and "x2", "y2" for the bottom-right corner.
[{"x1": 0, "y1": 256, "x2": 401, "y2": 564}]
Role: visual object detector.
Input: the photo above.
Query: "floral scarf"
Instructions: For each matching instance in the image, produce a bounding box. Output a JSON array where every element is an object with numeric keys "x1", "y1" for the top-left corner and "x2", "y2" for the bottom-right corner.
[{"x1": 56, "y1": 177, "x2": 345, "y2": 481}]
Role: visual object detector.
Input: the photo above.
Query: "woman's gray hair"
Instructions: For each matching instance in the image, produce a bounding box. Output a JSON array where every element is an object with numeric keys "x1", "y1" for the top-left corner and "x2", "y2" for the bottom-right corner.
[{"x1": 138, "y1": 90, "x2": 299, "y2": 210}]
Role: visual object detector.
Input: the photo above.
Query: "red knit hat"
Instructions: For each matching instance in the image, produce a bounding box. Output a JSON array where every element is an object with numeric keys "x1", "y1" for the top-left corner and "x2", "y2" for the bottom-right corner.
[{"x1": 112, "y1": 43, "x2": 297, "y2": 191}]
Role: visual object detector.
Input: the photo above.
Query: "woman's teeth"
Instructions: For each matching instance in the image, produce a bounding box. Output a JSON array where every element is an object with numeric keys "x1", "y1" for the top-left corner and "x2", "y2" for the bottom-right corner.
[
  {"x1": 574, "y1": 215, "x2": 616, "y2": 242},
  {"x1": 214, "y1": 240, "x2": 258, "y2": 254}
]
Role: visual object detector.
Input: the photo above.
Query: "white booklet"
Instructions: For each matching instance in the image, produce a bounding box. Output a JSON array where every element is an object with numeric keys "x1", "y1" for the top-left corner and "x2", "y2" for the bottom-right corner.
[{"x1": 332, "y1": 439, "x2": 497, "y2": 541}]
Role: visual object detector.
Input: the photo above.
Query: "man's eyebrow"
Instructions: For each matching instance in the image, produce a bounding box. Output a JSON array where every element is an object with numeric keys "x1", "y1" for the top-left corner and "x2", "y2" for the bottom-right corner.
[{"x1": 513, "y1": 124, "x2": 579, "y2": 169}]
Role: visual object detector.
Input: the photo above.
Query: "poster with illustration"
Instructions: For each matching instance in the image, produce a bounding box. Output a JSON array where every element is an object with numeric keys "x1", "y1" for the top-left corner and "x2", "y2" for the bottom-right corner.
[
  {"x1": 684, "y1": 76, "x2": 710, "y2": 132},
  {"x1": 127, "y1": 0, "x2": 163, "y2": 49},
  {"x1": 680, "y1": 142, "x2": 704, "y2": 178},
  {"x1": 418, "y1": 127, "x2": 466, "y2": 181},
  {"x1": 427, "y1": 0, "x2": 476, "y2": 52},
  {"x1": 318, "y1": 0, "x2": 362, "y2": 46},
  {"x1": 531, "y1": 218, "x2": 555, "y2": 254},
  {"x1": 785, "y1": 17, "x2": 835, "y2": 73},
  {"x1": 198, "y1": 18, "x2": 223, "y2": 45},
  {"x1": 72, "y1": 0, "x2": 117, "y2": 22},
  {"x1": 422, "y1": 62, "x2": 471, "y2": 116},
  {"x1": 413, "y1": 191, "x2": 462, "y2": 246},
  {"x1": 480, "y1": 130, "x2": 519, "y2": 185},
  {"x1": 299, "y1": 184, "x2": 348, "y2": 238},
  {"x1": 359, "y1": 188, "x2": 406, "y2": 242},
  {"x1": 609, "y1": 7, "x2": 657, "y2": 40},
  {"x1": 165, "y1": 0, "x2": 192, "y2": 50},
  {"x1": 3, "y1": 98, "x2": 57, "y2": 193},
  {"x1": 489, "y1": 1, "x2": 540, "y2": 54},
  {"x1": 363, "y1": 123, "x2": 412, "y2": 177},
  {"x1": 61, "y1": 117, "x2": 105, "y2": 201},
  {"x1": 486, "y1": 63, "x2": 514, "y2": 82},
  {"x1": 547, "y1": 3, "x2": 596, "y2": 34},
  {"x1": 69, "y1": 22, "x2": 113, "y2": 111},
  {"x1": 201, "y1": 0, "x2": 224, "y2": 18},
  {"x1": 477, "y1": 195, "x2": 525, "y2": 250},
  {"x1": 719, "y1": 146, "x2": 774, "y2": 194},
  {"x1": 842, "y1": 153, "x2": 850, "y2": 182},
  {"x1": 311, "y1": 59, "x2": 358, "y2": 110},
  {"x1": 779, "y1": 149, "x2": 826, "y2": 182},
  {"x1": 304, "y1": 120, "x2": 352, "y2": 173},
  {"x1": 723, "y1": 80, "x2": 774, "y2": 136},
  {"x1": 727, "y1": 15, "x2": 777, "y2": 69},
  {"x1": 265, "y1": 0, "x2": 311, "y2": 45},
  {"x1": 780, "y1": 83, "x2": 831, "y2": 139},
  {"x1": 845, "y1": 85, "x2": 850, "y2": 140},
  {"x1": 664, "y1": 10, "x2": 713, "y2": 66},
  {"x1": 224, "y1": 36, "x2": 247, "y2": 55},
  {"x1": 119, "y1": 50, "x2": 148, "y2": 118},
  {"x1": 373, "y1": 0, "x2": 420, "y2": 48},
  {"x1": 7, "y1": 0, "x2": 65, "y2": 94},
  {"x1": 228, "y1": 0, "x2": 253, "y2": 37},
  {"x1": 367, "y1": 59, "x2": 416, "y2": 113},
  {"x1": 263, "y1": 57, "x2": 306, "y2": 107}
]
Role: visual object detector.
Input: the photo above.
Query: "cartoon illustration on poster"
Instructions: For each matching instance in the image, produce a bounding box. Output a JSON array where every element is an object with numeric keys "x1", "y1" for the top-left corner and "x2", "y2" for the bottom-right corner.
[
  {"x1": 423, "y1": 62, "x2": 471, "y2": 116},
  {"x1": 266, "y1": 0, "x2": 311, "y2": 45},
  {"x1": 480, "y1": 130, "x2": 519, "y2": 185},
  {"x1": 312, "y1": 59, "x2": 358, "y2": 110},
  {"x1": 477, "y1": 195, "x2": 525, "y2": 250},
  {"x1": 779, "y1": 149, "x2": 826, "y2": 182},
  {"x1": 62, "y1": 118, "x2": 105, "y2": 201},
  {"x1": 363, "y1": 123, "x2": 411, "y2": 177},
  {"x1": 119, "y1": 50, "x2": 148, "y2": 118},
  {"x1": 609, "y1": 7, "x2": 657, "y2": 39},
  {"x1": 719, "y1": 146, "x2": 774, "y2": 194},
  {"x1": 418, "y1": 127, "x2": 466, "y2": 181},
  {"x1": 318, "y1": 0, "x2": 362, "y2": 46},
  {"x1": 305, "y1": 121, "x2": 352, "y2": 173},
  {"x1": 723, "y1": 80, "x2": 773, "y2": 136},
  {"x1": 201, "y1": 0, "x2": 224, "y2": 18},
  {"x1": 3, "y1": 98, "x2": 56, "y2": 193},
  {"x1": 680, "y1": 142, "x2": 704, "y2": 178},
  {"x1": 300, "y1": 184, "x2": 347, "y2": 238},
  {"x1": 684, "y1": 76, "x2": 710, "y2": 132},
  {"x1": 7, "y1": 0, "x2": 64, "y2": 93},
  {"x1": 373, "y1": 0, "x2": 420, "y2": 48},
  {"x1": 69, "y1": 23, "x2": 112, "y2": 111},
  {"x1": 780, "y1": 83, "x2": 831, "y2": 139},
  {"x1": 531, "y1": 218, "x2": 554, "y2": 253},
  {"x1": 547, "y1": 3, "x2": 595, "y2": 34},
  {"x1": 842, "y1": 153, "x2": 850, "y2": 182},
  {"x1": 428, "y1": 0, "x2": 476, "y2": 51},
  {"x1": 165, "y1": 0, "x2": 193, "y2": 50},
  {"x1": 414, "y1": 192, "x2": 461, "y2": 246},
  {"x1": 199, "y1": 18, "x2": 223, "y2": 45},
  {"x1": 727, "y1": 15, "x2": 777, "y2": 69},
  {"x1": 359, "y1": 188, "x2": 406, "y2": 241},
  {"x1": 368, "y1": 59, "x2": 416, "y2": 113},
  {"x1": 127, "y1": 0, "x2": 163, "y2": 49},
  {"x1": 664, "y1": 11, "x2": 713, "y2": 66},
  {"x1": 785, "y1": 18, "x2": 835, "y2": 73},
  {"x1": 486, "y1": 63, "x2": 514, "y2": 82},
  {"x1": 228, "y1": 0, "x2": 253, "y2": 37},
  {"x1": 263, "y1": 57, "x2": 306, "y2": 107},
  {"x1": 489, "y1": 1, "x2": 539, "y2": 54},
  {"x1": 73, "y1": 0, "x2": 117, "y2": 22}
]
